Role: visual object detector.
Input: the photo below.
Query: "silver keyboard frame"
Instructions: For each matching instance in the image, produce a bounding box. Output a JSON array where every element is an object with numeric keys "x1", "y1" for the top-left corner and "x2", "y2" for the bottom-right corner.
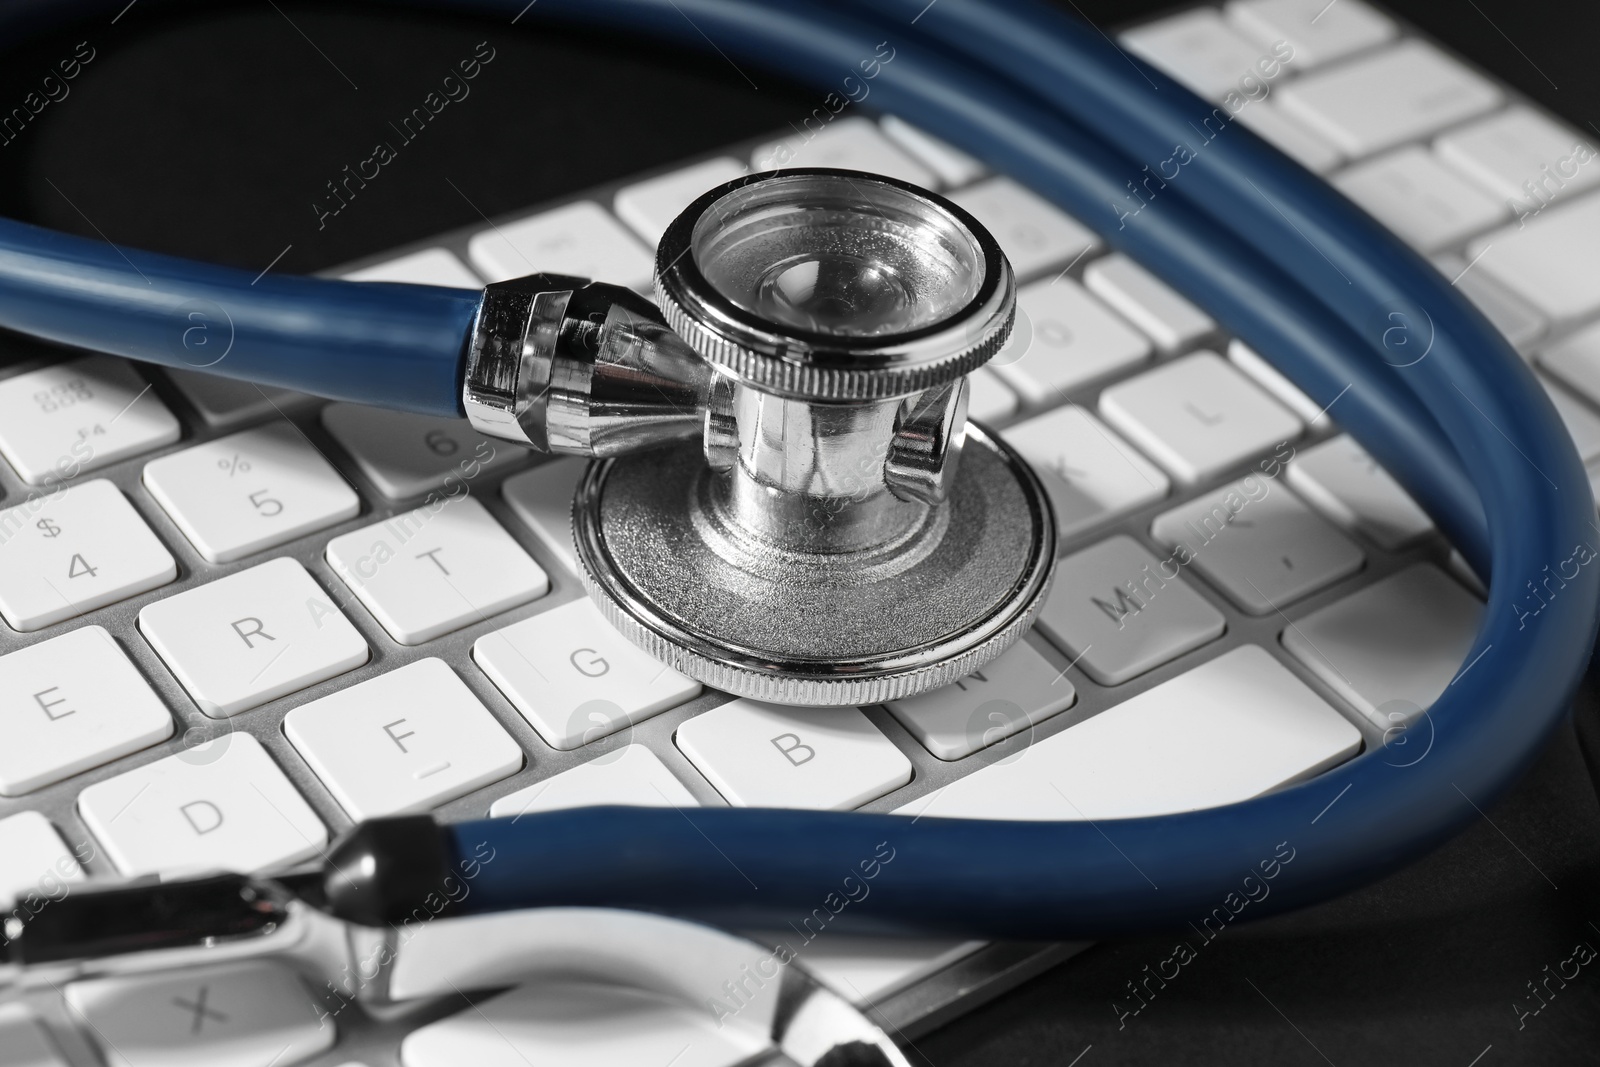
[{"x1": 3, "y1": 3, "x2": 1579, "y2": 1058}]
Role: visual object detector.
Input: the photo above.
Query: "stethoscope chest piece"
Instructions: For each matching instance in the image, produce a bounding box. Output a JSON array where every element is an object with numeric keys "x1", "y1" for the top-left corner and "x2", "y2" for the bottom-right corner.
[
  {"x1": 574, "y1": 170, "x2": 1056, "y2": 705},
  {"x1": 574, "y1": 412, "x2": 1054, "y2": 705},
  {"x1": 463, "y1": 169, "x2": 1055, "y2": 705}
]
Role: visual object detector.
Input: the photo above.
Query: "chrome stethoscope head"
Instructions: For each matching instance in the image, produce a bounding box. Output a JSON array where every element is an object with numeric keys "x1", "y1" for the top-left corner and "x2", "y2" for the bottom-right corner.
[{"x1": 462, "y1": 168, "x2": 1056, "y2": 705}]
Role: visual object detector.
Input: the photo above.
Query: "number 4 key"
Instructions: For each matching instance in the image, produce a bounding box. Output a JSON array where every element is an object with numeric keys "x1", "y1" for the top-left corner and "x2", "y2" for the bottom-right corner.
[{"x1": 0, "y1": 480, "x2": 177, "y2": 631}]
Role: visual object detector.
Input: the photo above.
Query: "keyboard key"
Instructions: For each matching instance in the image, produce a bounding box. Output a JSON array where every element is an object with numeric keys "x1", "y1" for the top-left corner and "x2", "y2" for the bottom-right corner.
[
  {"x1": 326, "y1": 495, "x2": 549, "y2": 645},
  {"x1": 0, "y1": 356, "x2": 180, "y2": 486},
  {"x1": 1237, "y1": 101, "x2": 1344, "y2": 174},
  {"x1": 1281, "y1": 564, "x2": 1482, "y2": 730},
  {"x1": 1099, "y1": 351, "x2": 1302, "y2": 483},
  {"x1": 1001, "y1": 405, "x2": 1170, "y2": 542},
  {"x1": 467, "y1": 200, "x2": 655, "y2": 290},
  {"x1": 1436, "y1": 254, "x2": 1548, "y2": 353},
  {"x1": 488, "y1": 743, "x2": 697, "y2": 818},
  {"x1": 342, "y1": 247, "x2": 481, "y2": 288},
  {"x1": 78, "y1": 733, "x2": 327, "y2": 877},
  {"x1": 322, "y1": 403, "x2": 523, "y2": 502},
  {"x1": 501, "y1": 458, "x2": 587, "y2": 573},
  {"x1": 0, "y1": 479, "x2": 176, "y2": 631},
  {"x1": 1278, "y1": 41, "x2": 1503, "y2": 157},
  {"x1": 965, "y1": 367, "x2": 1018, "y2": 423},
  {"x1": 947, "y1": 177, "x2": 1099, "y2": 278},
  {"x1": 402, "y1": 979, "x2": 768, "y2": 1067},
  {"x1": 1226, "y1": 0, "x2": 1397, "y2": 68},
  {"x1": 0, "y1": 625, "x2": 172, "y2": 795},
  {"x1": 886, "y1": 639, "x2": 1076, "y2": 760},
  {"x1": 139, "y1": 557, "x2": 369, "y2": 718},
  {"x1": 1538, "y1": 374, "x2": 1600, "y2": 463},
  {"x1": 880, "y1": 116, "x2": 985, "y2": 187},
  {"x1": 1469, "y1": 192, "x2": 1600, "y2": 325},
  {"x1": 989, "y1": 276, "x2": 1152, "y2": 401},
  {"x1": 751, "y1": 116, "x2": 936, "y2": 187},
  {"x1": 164, "y1": 369, "x2": 311, "y2": 431},
  {"x1": 0, "y1": 811, "x2": 84, "y2": 908},
  {"x1": 1434, "y1": 106, "x2": 1600, "y2": 206},
  {"x1": 1122, "y1": 8, "x2": 1289, "y2": 101},
  {"x1": 1334, "y1": 146, "x2": 1507, "y2": 253},
  {"x1": 0, "y1": 1004, "x2": 69, "y2": 1067},
  {"x1": 676, "y1": 700, "x2": 912, "y2": 809},
  {"x1": 65, "y1": 961, "x2": 334, "y2": 1067},
  {"x1": 143, "y1": 422, "x2": 360, "y2": 563},
  {"x1": 474, "y1": 597, "x2": 700, "y2": 751},
  {"x1": 1286, "y1": 434, "x2": 1435, "y2": 550},
  {"x1": 1226, "y1": 339, "x2": 1326, "y2": 424},
  {"x1": 1083, "y1": 253, "x2": 1214, "y2": 353},
  {"x1": 1150, "y1": 478, "x2": 1364, "y2": 614},
  {"x1": 614, "y1": 156, "x2": 748, "y2": 244},
  {"x1": 1540, "y1": 319, "x2": 1600, "y2": 406},
  {"x1": 285, "y1": 659, "x2": 521, "y2": 820},
  {"x1": 1036, "y1": 535, "x2": 1227, "y2": 686},
  {"x1": 897, "y1": 645, "x2": 1360, "y2": 821}
]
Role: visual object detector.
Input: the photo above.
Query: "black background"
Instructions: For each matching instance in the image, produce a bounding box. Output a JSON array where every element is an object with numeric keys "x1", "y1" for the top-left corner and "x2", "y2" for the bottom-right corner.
[{"x1": 4, "y1": 2, "x2": 1600, "y2": 1064}]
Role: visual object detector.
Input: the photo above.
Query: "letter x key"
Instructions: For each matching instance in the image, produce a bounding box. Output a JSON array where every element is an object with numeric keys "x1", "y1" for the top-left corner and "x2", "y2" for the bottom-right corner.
[{"x1": 172, "y1": 985, "x2": 229, "y2": 1034}]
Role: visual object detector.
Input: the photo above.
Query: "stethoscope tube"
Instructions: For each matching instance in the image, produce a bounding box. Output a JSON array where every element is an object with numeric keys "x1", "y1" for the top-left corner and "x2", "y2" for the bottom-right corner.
[
  {"x1": 0, "y1": 0, "x2": 1593, "y2": 942},
  {"x1": 862, "y1": 0, "x2": 1497, "y2": 556},
  {"x1": 432, "y1": 0, "x2": 1597, "y2": 938},
  {"x1": 0, "y1": 1, "x2": 1483, "y2": 553},
  {"x1": 0, "y1": 218, "x2": 477, "y2": 416}
]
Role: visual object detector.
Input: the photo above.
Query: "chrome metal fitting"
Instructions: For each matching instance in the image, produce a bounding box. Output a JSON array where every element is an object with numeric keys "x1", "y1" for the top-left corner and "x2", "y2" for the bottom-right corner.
[
  {"x1": 655, "y1": 169, "x2": 1014, "y2": 401},
  {"x1": 462, "y1": 273, "x2": 712, "y2": 456},
  {"x1": 574, "y1": 421, "x2": 1056, "y2": 706},
  {"x1": 460, "y1": 170, "x2": 1053, "y2": 705},
  {"x1": 885, "y1": 379, "x2": 970, "y2": 506}
]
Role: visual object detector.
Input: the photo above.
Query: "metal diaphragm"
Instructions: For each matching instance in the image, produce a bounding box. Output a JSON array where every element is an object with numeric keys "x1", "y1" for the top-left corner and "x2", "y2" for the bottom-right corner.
[{"x1": 570, "y1": 169, "x2": 1055, "y2": 706}]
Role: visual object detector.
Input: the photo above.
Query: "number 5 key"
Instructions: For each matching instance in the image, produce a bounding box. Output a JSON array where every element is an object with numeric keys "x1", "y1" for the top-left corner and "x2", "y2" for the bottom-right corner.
[{"x1": 144, "y1": 423, "x2": 359, "y2": 563}]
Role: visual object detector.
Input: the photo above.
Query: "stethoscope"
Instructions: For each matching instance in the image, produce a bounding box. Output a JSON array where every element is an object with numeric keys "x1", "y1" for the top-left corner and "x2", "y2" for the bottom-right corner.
[{"x1": 2, "y1": 0, "x2": 1598, "y2": 1056}]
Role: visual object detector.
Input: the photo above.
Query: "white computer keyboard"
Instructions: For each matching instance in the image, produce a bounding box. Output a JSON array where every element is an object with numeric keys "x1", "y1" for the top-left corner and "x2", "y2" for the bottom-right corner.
[{"x1": 5, "y1": 0, "x2": 1600, "y2": 1062}]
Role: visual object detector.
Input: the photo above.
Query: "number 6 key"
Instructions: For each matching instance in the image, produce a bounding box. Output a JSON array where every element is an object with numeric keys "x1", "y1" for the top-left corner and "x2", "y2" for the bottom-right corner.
[{"x1": 144, "y1": 422, "x2": 359, "y2": 563}]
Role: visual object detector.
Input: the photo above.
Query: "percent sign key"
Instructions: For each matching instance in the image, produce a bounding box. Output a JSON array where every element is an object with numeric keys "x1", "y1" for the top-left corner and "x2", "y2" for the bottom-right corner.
[{"x1": 217, "y1": 452, "x2": 283, "y2": 517}]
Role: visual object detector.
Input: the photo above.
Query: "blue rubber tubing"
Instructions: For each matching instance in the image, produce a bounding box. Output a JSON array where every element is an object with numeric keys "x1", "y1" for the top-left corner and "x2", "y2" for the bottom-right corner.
[
  {"x1": 0, "y1": 0, "x2": 1594, "y2": 940},
  {"x1": 0, "y1": 221, "x2": 477, "y2": 417}
]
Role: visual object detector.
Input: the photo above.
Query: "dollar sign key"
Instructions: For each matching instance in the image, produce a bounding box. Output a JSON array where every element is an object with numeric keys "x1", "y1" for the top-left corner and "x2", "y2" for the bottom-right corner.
[{"x1": 36, "y1": 518, "x2": 62, "y2": 538}]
